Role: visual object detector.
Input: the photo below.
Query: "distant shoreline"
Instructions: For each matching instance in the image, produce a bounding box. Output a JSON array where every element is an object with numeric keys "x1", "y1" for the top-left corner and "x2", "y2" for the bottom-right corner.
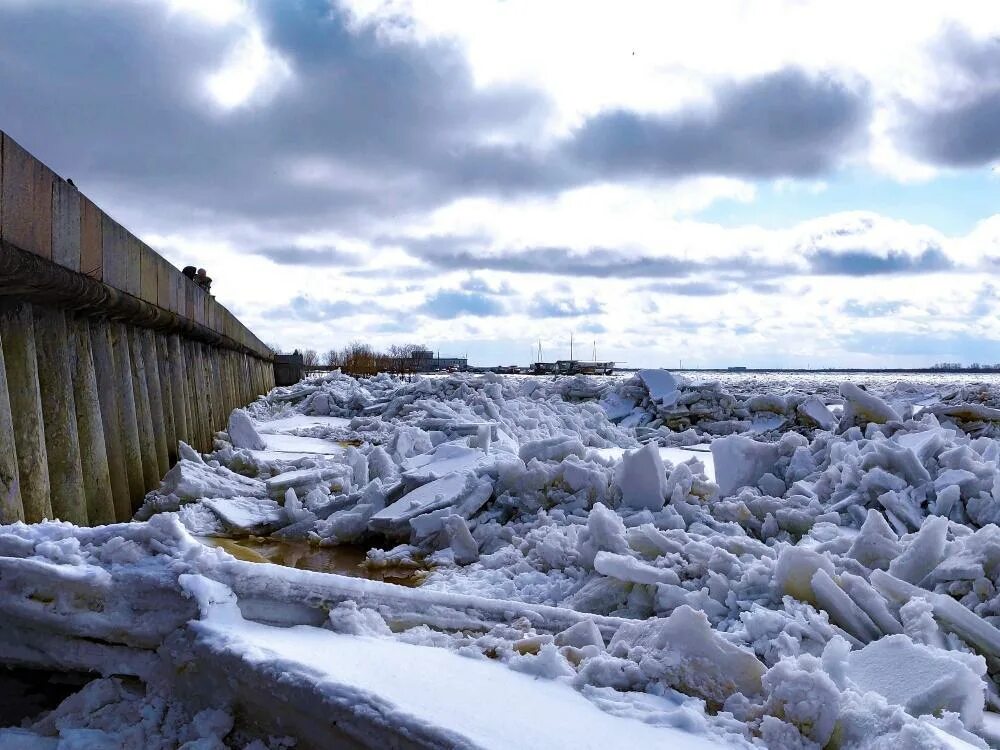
[{"x1": 614, "y1": 367, "x2": 1000, "y2": 375}]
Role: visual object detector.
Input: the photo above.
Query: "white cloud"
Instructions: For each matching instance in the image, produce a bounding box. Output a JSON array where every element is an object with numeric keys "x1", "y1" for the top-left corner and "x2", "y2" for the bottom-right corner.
[{"x1": 204, "y1": 24, "x2": 292, "y2": 110}]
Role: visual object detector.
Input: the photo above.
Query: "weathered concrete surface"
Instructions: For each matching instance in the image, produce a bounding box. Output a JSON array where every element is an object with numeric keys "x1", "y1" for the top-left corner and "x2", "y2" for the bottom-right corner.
[
  {"x1": 0, "y1": 130, "x2": 274, "y2": 525},
  {"x1": 90, "y1": 321, "x2": 131, "y2": 522},
  {"x1": 128, "y1": 326, "x2": 160, "y2": 493},
  {"x1": 111, "y1": 322, "x2": 145, "y2": 508},
  {"x1": 68, "y1": 315, "x2": 115, "y2": 525},
  {"x1": 155, "y1": 335, "x2": 178, "y2": 466},
  {"x1": 140, "y1": 328, "x2": 170, "y2": 477},
  {"x1": 51, "y1": 178, "x2": 81, "y2": 271},
  {"x1": 100, "y1": 214, "x2": 127, "y2": 290},
  {"x1": 1, "y1": 133, "x2": 53, "y2": 260},
  {"x1": 33, "y1": 305, "x2": 87, "y2": 525},
  {"x1": 0, "y1": 330, "x2": 23, "y2": 523},
  {"x1": 0, "y1": 302, "x2": 51, "y2": 522},
  {"x1": 79, "y1": 197, "x2": 103, "y2": 280}
]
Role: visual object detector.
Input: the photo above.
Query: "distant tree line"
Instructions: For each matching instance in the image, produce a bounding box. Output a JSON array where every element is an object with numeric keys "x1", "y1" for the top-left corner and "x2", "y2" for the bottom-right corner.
[
  {"x1": 268, "y1": 341, "x2": 430, "y2": 376},
  {"x1": 930, "y1": 362, "x2": 1000, "y2": 371}
]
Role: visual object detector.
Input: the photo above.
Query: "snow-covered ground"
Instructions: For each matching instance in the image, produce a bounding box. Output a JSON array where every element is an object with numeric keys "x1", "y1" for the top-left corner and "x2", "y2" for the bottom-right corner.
[{"x1": 5, "y1": 369, "x2": 1000, "y2": 747}]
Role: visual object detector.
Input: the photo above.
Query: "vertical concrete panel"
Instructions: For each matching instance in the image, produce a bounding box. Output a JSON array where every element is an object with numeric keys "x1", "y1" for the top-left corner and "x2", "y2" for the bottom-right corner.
[
  {"x1": 190, "y1": 343, "x2": 213, "y2": 451},
  {"x1": 111, "y1": 322, "x2": 145, "y2": 507},
  {"x1": 128, "y1": 326, "x2": 160, "y2": 492},
  {"x1": 0, "y1": 303, "x2": 51, "y2": 521},
  {"x1": 179, "y1": 340, "x2": 196, "y2": 450},
  {"x1": 153, "y1": 335, "x2": 177, "y2": 466},
  {"x1": 170, "y1": 272, "x2": 183, "y2": 315},
  {"x1": 179, "y1": 340, "x2": 195, "y2": 449},
  {"x1": 0, "y1": 135, "x2": 53, "y2": 259},
  {"x1": 260, "y1": 357, "x2": 269, "y2": 395},
  {"x1": 235, "y1": 353, "x2": 245, "y2": 406},
  {"x1": 80, "y1": 197, "x2": 103, "y2": 280},
  {"x1": 178, "y1": 340, "x2": 197, "y2": 450},
  {"x1": 51, "y1": 179, "x2": 81, "y2": 271},
  {"x1": 68, "y1": 316, "x2": 115, "y2": 526},
  {"x1": 167, "y1": 335, "x2": 190, "y2": 451},
  {"x1": 210, "y1": 349, "x2": 225, "y2": 433},
  {"x1": 139, "y1": 244, "x2": 158, "y2": 304},
  {"x1": 225, "y1": 351, "x2": 237, "y2": 412},
  {"x1": 0, "y1": 327, "x2": 24, "y2": 523},
  {"x1": 239, "y1": 353, "x2": 251, "y2": 405},
  {"x1": 139, "y1": 329, "x2": 169, "y2": 476},
  {"x1": 91, "y1": 322, "x2": 132, "y2": 522},
  {"x1": 101, "y1": 215, "x2": 127, "y2": 290},
  {"x1": 252, "y1": 357, "x2": 262, "y2": 398},
  {"x1": 157, "y1": 255, "x2": 171, "y2": 311},
  {"x1": 218, "y1": 350, "x2": 230, "y2": 416},
  {"x1": 125, "y1": 233, "x2": 142, "y2": 297},
  {"x1": 33, "y1": 305, "x2": 87, "y2": 526},
  {"x1": 197, "y1": 343, "x2": 215, "y2": 445}
]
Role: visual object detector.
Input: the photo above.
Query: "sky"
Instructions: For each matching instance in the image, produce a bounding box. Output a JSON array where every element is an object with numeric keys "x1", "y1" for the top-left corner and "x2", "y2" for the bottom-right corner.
[{"x1": 3, "y1": 0, "x2": 1000, "y2": 368}]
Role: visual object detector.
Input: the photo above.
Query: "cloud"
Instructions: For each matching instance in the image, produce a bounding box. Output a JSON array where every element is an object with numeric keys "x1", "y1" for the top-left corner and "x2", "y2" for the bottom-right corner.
[
  {"x1": 0, "y1": 0, "x2": 551, "y2": 236},
  {"x1": 526, "y1": 296, "x2": 604, "y2": 317},
  {"x1": 264, "y1": 294, "x2": 379, "y2": 322},
  {"x1": 808, "y1": 247, "x2": 952, "y2": 275},
  {"x1": 253, "y1": 246, "x2": 358, "y2": 266},
  {"x1": 841, "y1": 300, "x2": 903, "y2": 317},
  {"x1": 418, "y1": 290, "x2": 505, "y2": 318},
  {"x1": 844, "y1": 330, "x2": 1000, "y2": 359},
  {"x1": 398, "y1": 237, "x2": 794, "y2": 279},
  {"x1": 899, "y1": 28, "x2": 1000, "y2": 167},
  {"x1": 641, "y1": 281, "x2": 734, "y2": 296},
  {"x1": 0, "y1": 1, "x2": 882, "y2": 250},
  {"x1": 459, "y1": 275, "x2": 514, "y2": 296},
  {"x1": 566, "y1": 69, "x2": 870, "y2": 179},
  {"x1": 793, "y1": 212, "x2": 953, "y2": 276}
]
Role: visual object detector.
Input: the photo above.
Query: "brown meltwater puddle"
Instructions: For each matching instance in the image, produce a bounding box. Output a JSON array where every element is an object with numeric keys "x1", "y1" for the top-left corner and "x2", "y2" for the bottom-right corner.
[{"x1": 197, "y1": 536, "x2": 429, "y2": 587}]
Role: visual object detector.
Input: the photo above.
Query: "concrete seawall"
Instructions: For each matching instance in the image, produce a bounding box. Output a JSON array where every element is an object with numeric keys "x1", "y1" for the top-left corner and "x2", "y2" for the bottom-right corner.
[{"x1": 0, "y1": 130, "x2": 275, "y2": 524}]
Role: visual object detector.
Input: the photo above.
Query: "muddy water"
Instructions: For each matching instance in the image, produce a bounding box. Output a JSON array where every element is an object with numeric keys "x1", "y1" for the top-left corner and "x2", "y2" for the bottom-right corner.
[{"x1": 198, "y1": 537, "x2": 428, "y2": 587}]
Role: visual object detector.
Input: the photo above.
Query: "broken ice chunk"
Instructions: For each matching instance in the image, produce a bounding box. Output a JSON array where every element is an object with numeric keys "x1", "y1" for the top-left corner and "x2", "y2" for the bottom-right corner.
[
  {"x1": 609, "y1": 605, "x2": 766, "y2": 702},
  {"x1": 593, "y1": 551, "x2": 680, "y2": 586},
  {"x1": 810, "y1": 568, "x2": 881, "y2": 643},
  {"x1": 775, "y1": 545, "x2": 835, "y2": 604},
  {"x1": 265, "y1": 467, "x2": 346, "y2": 499},
  {"x1": 796, "y1": 396, "x2": 838, "y2": 430},
  {"x1": 554, "y1": 619, "x2": 605, "y2": 649},
  {"x1": 519, "y1": 436, "x2": 587, "y2": 463},
  {"x1": 887, "y1": 515, "x2": 949, "y2": 585},
  {"x1": 158, "y1": 459, "x2": 266, "y2": 502},
  {"x1": 203, "y1": 496, "x2": 285, "y2": 534},
  {"x1": 613, "y1": 442, "x2": 667, "y2": 511},
  {"x1": 637, "y1": 369, "x2": 682, "y2": 406},
  {"x1": 443, "y1": 515, "x2": 479, "y2": 564},
  {"x1": 402, "y1": 443, "x2": 485, "y2": 482},
  {"x1": 227, "y1": 409, "x2": 266, "y2": 451},
  {"x1": 846, "y1": 635, "x2": 986, "y2": 726},
  {"x1": 369, "y1": 471, "x2": 477, "y2": 535},
  {"x1": 840, "y1": 382, "x2": 901, "y2": 426},
  {"x1": 847, "y1": 509, "x2": 901, "y2": 570},
  {"x1": 711, "y1": 435, "x2": 780, "y2": 497},
  {"x1": 600, "y1": 392, "x2": 637, "y2": 422}
]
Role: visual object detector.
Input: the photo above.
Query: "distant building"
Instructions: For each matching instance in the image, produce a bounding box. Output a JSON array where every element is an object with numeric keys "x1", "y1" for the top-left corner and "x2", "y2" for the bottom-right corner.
[
  {"x1": 409, "y1": 350, "x2": 468, "y2": 372},
  {"x1": 555, "y1": 360, "x2": 615, "y2": 375},
  {"x1": 274, "y1": 352, "x2": 304, "y2": 385},
  {"x1": 530, "y1": 362, "x2": 559, "y2": 375}
]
